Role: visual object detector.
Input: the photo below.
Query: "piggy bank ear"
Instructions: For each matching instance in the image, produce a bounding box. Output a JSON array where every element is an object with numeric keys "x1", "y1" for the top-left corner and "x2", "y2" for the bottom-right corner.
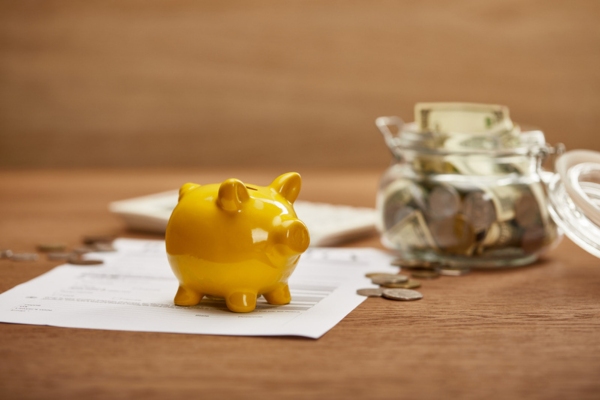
[
  {"x1": 179, "y1": 183, "x2": 200, "y2": 201},
  {"x1": 270, "y1": 172, "x2": 302, "y2": 203},
  {"x1": 217, "y1": 178, "x2": 250, "y2": 212}
]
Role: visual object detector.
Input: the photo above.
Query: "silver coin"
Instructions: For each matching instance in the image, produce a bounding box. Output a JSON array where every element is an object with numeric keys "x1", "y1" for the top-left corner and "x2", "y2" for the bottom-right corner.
[
  {"x1": 427, "y1": 185, "x2": 461, "y2": 219},
  {"x1": 9, "y1": 253, "x2": 39, "y2": 262},
  {"x1": 382, "y1": 288, "x2": 423, "y2": 301},
  {"x1": 462, "y1": 191, "x2": 496, "y2": 232},
  {"x1": 439, "y1": 267, "x2": 470, "y2": 276},
  {"x1": 67, "y1": 257, "x2": 104, "y2": 266},
  {"x1": 371, "y1": 274, "x2": 409, "y2": 285},
  {"x1": 356, "y1": 288, "x2": 384, "y2": 297}
]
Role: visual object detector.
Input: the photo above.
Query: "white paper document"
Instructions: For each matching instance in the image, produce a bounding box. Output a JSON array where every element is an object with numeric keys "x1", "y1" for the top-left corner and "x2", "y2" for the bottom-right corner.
[{"x1": 0, "y1": 239, "x2": 395, "y2": 339}]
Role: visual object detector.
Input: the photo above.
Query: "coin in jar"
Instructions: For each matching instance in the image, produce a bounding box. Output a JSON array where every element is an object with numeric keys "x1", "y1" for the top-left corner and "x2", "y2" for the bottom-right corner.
[
  {"x1": 515, "y1": 191, "x2": 542, "y2": 228},
  {"x1": 382, "y1": 288, "x2": 423, "y2": 301},
  {"x1": 462, "y1": 191, "x2": 496, "y2": 233},
  {"x1": 356, "y1": 288, "x2": 384, "y2": 297},
  {"x1": 427, "y1": 184, "x2": 461, "y2": 219},
  {"x1": 521, "y1": 225, "x2": 548, "y2": 254},
  {"x1": 429, "y1": 214, "x2": 475, "y2": 254}
]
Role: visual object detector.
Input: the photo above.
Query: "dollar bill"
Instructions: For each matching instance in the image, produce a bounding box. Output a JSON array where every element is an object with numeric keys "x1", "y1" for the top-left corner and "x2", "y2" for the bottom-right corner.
[
  {"x1": 383, "y1": 209, "x2": 438, "y2": 251},
  {"x1": 415, "y1": 102, "x2": 513, "y2": 134}
]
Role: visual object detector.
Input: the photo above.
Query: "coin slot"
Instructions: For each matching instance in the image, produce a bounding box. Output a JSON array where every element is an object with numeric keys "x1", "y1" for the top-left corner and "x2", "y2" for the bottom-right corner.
[{"x1": 245, "y1": 186, "x2": 258, "y2": 191}]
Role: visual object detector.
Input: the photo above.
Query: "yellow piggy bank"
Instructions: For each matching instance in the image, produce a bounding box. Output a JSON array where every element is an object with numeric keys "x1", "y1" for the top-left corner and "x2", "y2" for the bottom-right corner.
[{"x1": 166, "y1": 172, "x2": 310, "y2": 313}]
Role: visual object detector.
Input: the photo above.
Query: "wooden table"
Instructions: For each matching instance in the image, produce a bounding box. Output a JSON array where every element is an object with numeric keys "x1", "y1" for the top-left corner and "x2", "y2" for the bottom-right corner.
[{"x1": 1, "y1": 168, "x2": 599, "y2": 399}]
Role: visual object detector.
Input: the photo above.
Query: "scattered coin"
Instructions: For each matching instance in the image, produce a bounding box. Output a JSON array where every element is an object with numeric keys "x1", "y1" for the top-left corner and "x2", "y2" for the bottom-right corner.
[
  {"x1": 381, "y1": 279, "x2": 422, "y2": 289},
  {"x1": 47, "y1": 252, "x2": 75, "y2": 261},
  {"x1": 67, "y1": 257, "x2": 104, "y2": 266},
  {"x1": 91, "y1": 243, "x2": 116, "y2": 252},
  {"x1": 365, "y1": 272, "x2": 398, "y2": 278},
  {"x1": 36, "y1": 243, "x2": 67, "y2": 253},
  {"x1": 371, "y1": 274, "x2": 409, "y2": 285},
  {"x1": 73, "y1": 247, "x2": 95, "y2": 254},
  {"x1": 9, "y1": 253, "x2": 39, "y2": 262},
  {"x1": 411, "y1": 270, "x2": 440, "y2": 280},
  {"x1": 0, "y1": 249, "x2": 13, "y2": 259},
  {"x1": 356, "y1": 288, "x2": 384, "y2": 297},
  {"x1": 439, "y1": 267, "x2": 470, "y2": 277},
  {"x1": 382, "y1": 288, "x2": 423, "y2": 301}
]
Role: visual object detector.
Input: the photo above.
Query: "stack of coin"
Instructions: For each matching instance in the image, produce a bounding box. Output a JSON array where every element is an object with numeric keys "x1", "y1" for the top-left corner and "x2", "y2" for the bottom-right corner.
[{"x1": 356, "y1": 259, "x2": 471, "y2": 302}]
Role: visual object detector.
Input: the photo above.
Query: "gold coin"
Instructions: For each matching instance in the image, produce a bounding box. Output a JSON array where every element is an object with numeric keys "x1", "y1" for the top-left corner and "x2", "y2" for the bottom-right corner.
[
  {"x1": 36, "y1": 243, "x2": 67, "y2": 252},
  {"x1": 381, "y1": 279, "x2": 421, "y2": 289},
  {"x1": 365, "y1": 272, "x2": 397, "y2": 278},
  {"x1": 371, "y1": 274, "x2": 409, "y2": 285}
]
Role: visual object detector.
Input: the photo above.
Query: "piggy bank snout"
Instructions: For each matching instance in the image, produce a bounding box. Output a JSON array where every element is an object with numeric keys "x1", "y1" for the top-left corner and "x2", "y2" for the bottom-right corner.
[{"x1": 278, "y1": 220, "x2": 310, "y2": 254}]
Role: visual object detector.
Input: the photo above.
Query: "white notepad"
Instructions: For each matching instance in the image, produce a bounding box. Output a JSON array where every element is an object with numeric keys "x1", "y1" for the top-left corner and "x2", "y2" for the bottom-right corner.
[{"x1": 0, "y1": 239, "x2": 396, "y2": 339}]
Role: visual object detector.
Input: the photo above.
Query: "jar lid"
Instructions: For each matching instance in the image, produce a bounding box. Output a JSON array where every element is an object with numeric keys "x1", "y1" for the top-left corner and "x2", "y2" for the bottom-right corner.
[{"x1": 547, "y1": 150, "x2": 600, "y2": 258}]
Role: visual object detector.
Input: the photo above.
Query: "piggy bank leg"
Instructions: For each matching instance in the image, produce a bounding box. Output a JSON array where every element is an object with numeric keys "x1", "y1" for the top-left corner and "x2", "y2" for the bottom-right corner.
[
  {"x1": 263, "y1": 283, "x2": 291, "y2": 305},
  {"x1": 174, "y1": 285, "x2": 203, "y2": 306},
  {"x1": 225, "y1": 291, "x2": 257, "y2": 313}
]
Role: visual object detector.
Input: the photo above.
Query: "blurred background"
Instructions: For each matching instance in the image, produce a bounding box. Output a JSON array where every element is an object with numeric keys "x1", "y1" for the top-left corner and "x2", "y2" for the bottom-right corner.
[{"x1": 1, "y1": 0, "x2": 599, "y2": 170}]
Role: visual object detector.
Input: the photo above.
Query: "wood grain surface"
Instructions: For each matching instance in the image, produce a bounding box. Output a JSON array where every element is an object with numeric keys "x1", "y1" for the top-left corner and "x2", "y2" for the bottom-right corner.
[
  {"x1": 1, "y1": 168, "x2": 599, "y2": 399},
  {"x1": 1, "y1": 1, "x2": 600, "y2": 168}
]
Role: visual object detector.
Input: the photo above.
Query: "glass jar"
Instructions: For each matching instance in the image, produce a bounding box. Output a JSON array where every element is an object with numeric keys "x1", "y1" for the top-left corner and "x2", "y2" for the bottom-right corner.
[{"x1": 375, "y1": 116, "x2": 562, "y2": 268}]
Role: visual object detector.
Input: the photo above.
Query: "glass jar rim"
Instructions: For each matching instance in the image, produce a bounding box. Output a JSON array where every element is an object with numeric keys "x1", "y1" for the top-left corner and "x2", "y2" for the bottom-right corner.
[{"x1": 376, "y1": 116, "x2": 551, "y2": 158}]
